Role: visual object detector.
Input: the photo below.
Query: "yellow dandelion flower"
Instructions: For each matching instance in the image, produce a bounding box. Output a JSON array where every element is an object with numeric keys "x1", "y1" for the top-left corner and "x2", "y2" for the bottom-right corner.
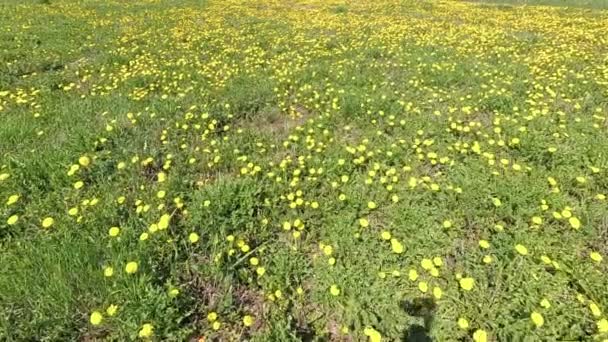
[
  {"x1": 459, "y1": 277, "x2": 475, "y2": 291},
  {"x1": 41, "y1": 217, "x2": 54, "y2": 228},
  {"x1": 90, "y1": 311, "x2": 103, "y2": 325},
  {"x1": 531, "y1": 312, "x2": 544, "y2": 327},
  {"x1": 125, "y1": 261, "x2": 138, "y2": 274}
]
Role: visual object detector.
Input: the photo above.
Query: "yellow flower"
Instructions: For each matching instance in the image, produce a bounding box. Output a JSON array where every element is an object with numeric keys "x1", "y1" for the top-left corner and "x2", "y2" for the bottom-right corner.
[
  {"x1": 138, "y1": 323, "x2": 154, "y2": 338},
  {"x1": 442, "y1": 220, "x2": 452, "y2": 228},
  {"x1": 74, "y1": 181, "x2": 84, "y2": 189},
  {"x1": 515, "y1": 244, "x2": 528, "y2": 255},
  {"x1": 457, "y1": 318, "x2": 469, "y2": 329},
  {"x1": 590, "y1": 302, "x2": 602, "y2": 317},
  {"x1": 90, "y1": 311, "x2": 103, "y2": 325},
  {"x1": 597, "y1": 318, "x2": 608, "y2": 333},
  {"x1": 590, "y1": 252, "x2": 603, "y2": 263},
  {"x1": 7, "y1": 215, "x2": 19, "y2": 225},
  {"x1": 568, "y1": 217, "x2": 581, "y2": 230},
  {"x1": 158, "y1": 214, "x2": 171, "y2": 230},
  {"x1": 108, "y1": 227, "x2": 120, "y2": 237},
  {"x1": 381, "y1": 231, "x2": 391, "y2": 240},
  {"x1": 363, "y1": 327, "x2": 382, "y2": 342},
  {"x1": 421, "y1": 259, "x2": 433, "y2": 270},
  {"x1": 41, "y1": 217, "x2": 54, "y2": 228},
  {"x1": 207, "y1": 312, "x2": 218, "y2": 322},
  {"x1": 367, "y1": 201, "x2": 377, "y2": 209},
  {"x1": 473, "y1": 329, "x2": 487, "y2": 342},
  {"x1": 418, "y1": 281, "x2": 428, "y2": 293},
  {"x1": 189, "y1": 232, "x2": 200, "y2": 243},
  {"x1": 256, "y1": 267, "x2": 266, "y2": 277},
  {"x1": 330, "y1": 284, "x2": 340, "y2": 296},
  {"x1": 6, "y1": 194, "x2": 19, "y2": 205},
  {"x1": 169, "y1": 288, "x2": 180, "y2": 298},
  {"x1": 531, "y1": 216, "x2": 543, "y2": 225},
  {"x1": 359, "y1": 218, "x2": 369, "y2": 228},
  {"x1": 433, "y1": 286, "x2": 443, "y2": 299},
  {"x1": 157, "y1": 172, "x2": 166, "y2": 182},
  {"x1": 212, "y1": 321, "x2": 221, "y2": 330},
  {"x1": 531, "y1": 311, "x2": 544, "y2": 327},
  {"x1": 540, "y1": 298, "x2": 551, "y2": 308},
  {"x1": 390, "y1": 239, "x2": 404, "y2": 254},
  {"x1": 79, "y1": 156, "x2": 91, "y2": 167},
  {"x1": 140, "y1": 232, "x2": 149, "y2": 241},
  {"x1": 125, "y1": 261, "x2": 138, "y2": 274},
  {"x1": 0, "y1": 173, "x2": 9, "y2": 181},
  {"x1": 106, "y1": 305, "x2": 118, "y2": 316},
  {"x1": 459, "y1": 277, "x2": 475, "y2": 291},
  {"x1": 408, "y1": 269, "x2": 419, "y2": 281},
  {"x1": 479, "y1": 240, "x2": 490, "y2": 249},
  {"x1": 104, "y1": 266, "x2": 114, "y2": 277},
  {"x1": 243, "y1": 315, "x2": 254, "y2": 327},
  {"x1": 68, "y1": 207, "x2": 78, "y2": 216}
]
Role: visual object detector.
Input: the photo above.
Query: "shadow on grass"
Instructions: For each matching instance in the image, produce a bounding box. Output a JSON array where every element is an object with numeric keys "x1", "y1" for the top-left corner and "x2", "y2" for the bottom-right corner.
[{"x1": 400, "y1": 297, "x2": 436, "y2": 342}]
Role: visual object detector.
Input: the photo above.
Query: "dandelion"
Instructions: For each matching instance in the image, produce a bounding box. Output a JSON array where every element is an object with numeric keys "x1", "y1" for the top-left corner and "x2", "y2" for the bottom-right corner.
[
  {"x1": 104, "y1": 266, "x2": 114, "y2": 277},
  {"x1": 330, "y1": 284, "x2": 340, "y2": 296},
  {"x1": 106, "y1": 305, "x2": 118, "y2": 316},
  {"x1": 138, "y1": 323, "x2": 154, "y2": 338},
  {"x1": 125, "y1": 261, "x2": 138, "y2": 274},
  {"x1": 459, "y1": 277, "x2": 475, "y2": 291},
  {"x1": 590, "y1": 252, "x2": 603, "y2": 263},
  {"x1": 568, "y1": 217, "x2": 581, "y2": 230},
  {"x1": 189, "y1": 232, "x2": 200, "y2": 243},
  {"x1": 90, "y1": 311, "x2": 103, "y2": 325},
  {"x1": 458, "y1": 317, "x2": 469, "y2": 329},
  {"x1": 515, "y1": 244, "x2": 528, "y2": 255},
  {"x1": 531, "y1": 312, "x2": 544, "y2": 327},
  {"x1": 390, "y1": 238, "x2": 404, "y2": 254},
  {"x1": 6, "y1": 194, "x2": 19, "y2": 205},
  {"x1": 41, "y1": 217, "x2": 54, "y2": 228},
  {"x1": 473, "y1": 329, "x2": 487, "y2": 342},
  {"x1": 108, "y1": 227, "x2": 120, "y2": 237},
  {"x1": 363, "y1": 327, "x2": 382, "y2": 342},
  {"x1": 243, "y1": 315, "x2": 254, "y2": 327},
  {"x1": 7, "y1": 215, "x2": 19, "y2": 225},
  {"x1": 79, "y1": 156, "x2": 91, "y2": 167}
]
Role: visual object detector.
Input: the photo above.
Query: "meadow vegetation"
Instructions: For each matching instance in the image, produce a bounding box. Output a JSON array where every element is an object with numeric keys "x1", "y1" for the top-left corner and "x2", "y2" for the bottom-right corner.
[{"x1": 1, "y1": 0, "x2": 608, "y2": 340}]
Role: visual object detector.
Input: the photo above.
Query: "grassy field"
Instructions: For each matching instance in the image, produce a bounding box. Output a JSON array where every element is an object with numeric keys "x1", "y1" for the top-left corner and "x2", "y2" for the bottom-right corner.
[{"x1": 1, "y1": 0, "x2": 608, "y2": 340}]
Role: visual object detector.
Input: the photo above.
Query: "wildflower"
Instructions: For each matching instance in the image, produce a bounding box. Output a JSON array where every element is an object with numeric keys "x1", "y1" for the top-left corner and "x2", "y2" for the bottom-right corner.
[
  {"x1": 243, "y1": 315, "x2": 254, "y2": 327},
  {"x1": 41, "y1": 217, "x2": 54, "y2": 228},
  {"x1": 597, "y1": 318, "x2": 608, "y2": 333},
  {"x1": 79, "y1": 156, "x2": 91, "y2": 167},
  {"x1": 568, "y1": 217, "x2": 581, "y2": 229},
  {"x1": 458, "y1": 318, "x2": 469, "y2": 329},
  {"x1": 531, "y1": 312, "x2": 544, "y2": 327},
  {"x1": 106, "y1": 305, "x2": 118, "y2": 316},
  {"x1": 138, "y1": 323, "x2": 154, "y2": 338},
  {"x1": 363, "y1": 327, "x2": 382, "y2": 342},
  {"x1": 6, "y1": 194, "x2": 19, "y2": 205},
  {"x1": 390, "y1": 239, "x2": 404, "y2": 253},
  {"x1": 590, "y1": 252, "x2": 603, "y2": 263},
  {"x1": 330, "y1": 284, "x2": 340, "y2": 296},
  {"x1": 90, "y1": 311, "x2": 103, "y2": 325},
  {"x1": 7, "y1": 215, "x2": 18, "y2": 225},
  {"x1": 459, "y1": 277, "x2": 475, "y2": 291},
  {"x1": 108, "y1": 227, "x2": 120, "y2": 237},
  {"x1": 189, "y1": 232, "x2": 200, "y2": 243},
  {"x1": 433, "y1": 286, "x2": 443, "y2": 299},
  {"x1": 515, "y1": 244, "x2": 528, "y2": 255},
  {"x1": 359, "y1": 218, "x2": 369, "y2": 228},
  {"x1": 408, "y1": 269, "x2": 419, "y2": 281},
  {"x1": 104, "y1": 267, "x2": 114, "y2": 277},
  {"x1": 256, "y1": 267, "x2": 266, "y2": 277},
  {"x1": 125, "y1": 261, "x2": 138, "y2": 274},
  {"x1": 473, "y1": 329, "x2": 487, "y2": 342}
]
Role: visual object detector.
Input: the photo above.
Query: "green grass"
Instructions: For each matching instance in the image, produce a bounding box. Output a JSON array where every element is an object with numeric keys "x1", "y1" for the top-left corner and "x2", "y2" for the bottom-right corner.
[
  {"x1": 470, "y1": 0, "x2": 608, "y2": 9},
  {"x1": 1, "y1": 0, "x2": 608, "y2": 340}
]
